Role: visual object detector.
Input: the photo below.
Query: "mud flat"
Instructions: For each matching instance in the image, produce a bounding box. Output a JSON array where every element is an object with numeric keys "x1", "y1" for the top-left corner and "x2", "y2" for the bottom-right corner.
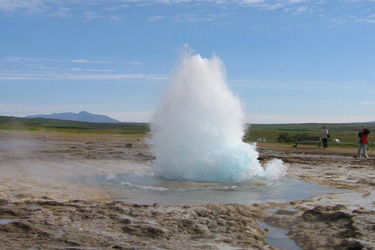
[{"x1": 1, "y1": 131, "x2": 375, "y2": 249}]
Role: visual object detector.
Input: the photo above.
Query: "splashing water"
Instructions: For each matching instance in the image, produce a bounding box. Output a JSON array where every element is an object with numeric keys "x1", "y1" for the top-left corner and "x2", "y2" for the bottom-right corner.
[{"x1": 148, "y1": 50, "x2": 287, "y2": 183}]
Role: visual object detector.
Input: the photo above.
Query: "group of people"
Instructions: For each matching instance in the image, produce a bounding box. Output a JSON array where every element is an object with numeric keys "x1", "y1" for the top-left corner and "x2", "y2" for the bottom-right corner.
[{"x1": 321, "y1": 125, "x2": 371, "y2": 158}]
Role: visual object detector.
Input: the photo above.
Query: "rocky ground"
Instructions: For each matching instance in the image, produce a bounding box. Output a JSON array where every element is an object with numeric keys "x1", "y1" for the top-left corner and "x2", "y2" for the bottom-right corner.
[
  {"x1": 1, "y1": 131, "x2": 375, "y2": 250},
  {"x1": 258, "y1": 143, "x2": 375, "y2": 250}
]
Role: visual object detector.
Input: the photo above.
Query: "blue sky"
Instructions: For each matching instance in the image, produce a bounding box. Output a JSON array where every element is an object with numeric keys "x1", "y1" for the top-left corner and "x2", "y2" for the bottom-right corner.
[{"x1": 1, "y1": 0, "x2": 375, "y2": 123}]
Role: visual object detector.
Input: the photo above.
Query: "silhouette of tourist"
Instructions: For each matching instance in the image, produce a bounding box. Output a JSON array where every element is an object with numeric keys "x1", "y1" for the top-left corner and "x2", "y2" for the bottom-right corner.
[
  {"x1": 321, "y1": 125, "x2": 329, "y2": 149},
  {"x1": 356, "y1": 126, "x2": 370, "y2": 158}
]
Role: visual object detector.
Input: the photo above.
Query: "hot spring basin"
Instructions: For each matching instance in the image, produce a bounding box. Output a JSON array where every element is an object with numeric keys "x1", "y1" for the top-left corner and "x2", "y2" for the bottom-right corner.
[{"x1": 81, "y1": 172, "x2": 342, "y2": 206}]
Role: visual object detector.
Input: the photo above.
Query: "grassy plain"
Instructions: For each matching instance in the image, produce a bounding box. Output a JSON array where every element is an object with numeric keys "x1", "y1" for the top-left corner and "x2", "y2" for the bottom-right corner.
[
  {"x1": 0, "y1": 116, "x2": 149, "y2": 136},
  {"x1": 1, "y1": 116, "x2": 373, "y2": 147},
  {"x1": 245, "y1": 123, "x2": 374, "y2": 146}
]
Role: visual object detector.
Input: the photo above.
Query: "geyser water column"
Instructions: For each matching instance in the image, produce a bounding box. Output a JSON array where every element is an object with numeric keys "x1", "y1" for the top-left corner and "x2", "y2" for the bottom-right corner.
[{"x1": 148, "y1": 51, "x2": 287, "y2": 183}]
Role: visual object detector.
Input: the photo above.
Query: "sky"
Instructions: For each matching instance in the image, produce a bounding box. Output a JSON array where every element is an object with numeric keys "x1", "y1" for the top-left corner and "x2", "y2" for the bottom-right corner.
[{"x1": 1, "y1": 0, "x2": 375, "y2": 124}]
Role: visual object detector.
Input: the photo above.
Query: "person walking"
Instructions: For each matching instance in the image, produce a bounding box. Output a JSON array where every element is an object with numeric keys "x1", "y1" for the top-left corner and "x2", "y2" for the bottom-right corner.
[
  {"x1": 321, "y1": 125, "x2": 329, "y2": 149},
  {"x1": 356, "y1": 126, "x2": 370, "y2": 158}
]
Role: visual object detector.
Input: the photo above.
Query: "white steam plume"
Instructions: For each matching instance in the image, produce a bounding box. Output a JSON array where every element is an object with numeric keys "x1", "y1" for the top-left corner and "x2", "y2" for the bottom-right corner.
[{"x1": 148, "y1": 49, "x2": 287, "y2": 183}]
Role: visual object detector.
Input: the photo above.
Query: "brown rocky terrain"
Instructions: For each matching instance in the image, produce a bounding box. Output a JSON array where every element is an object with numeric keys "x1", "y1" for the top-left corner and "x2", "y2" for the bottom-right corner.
[{"x1": 1, "y1": 131, "x2": 375, "y2": 249}]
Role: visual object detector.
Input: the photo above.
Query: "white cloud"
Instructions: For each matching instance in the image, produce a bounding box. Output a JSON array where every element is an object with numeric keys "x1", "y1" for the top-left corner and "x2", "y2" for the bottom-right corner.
[
  {"x1": 69, "y1": 68, "x2": 117, "y2": 72},
  {"x1": 174, "y1": 13, "x2": 215, "y2": 22},
  {"x1": 0, "y1": 74, "x2": 52, "y2": 80},
  {"x1": 329, "y1": 18, "x2": 347, "y2": 27},
  {"x1": 110, "y1": 15, "x2": 123, "y2": 21},
  {"x1": 237, "y1": 0, "x2": 315, "y2": 12},
  {"x1": 0, "y1": 72, "x2": 166, "y2": 81},
  {"x1": 65, "y1": 73, "x2": 166, "y2": 80},
  {"x1": 229, "y1": 79, "x2": 357, "y2": 91},
  {"x1": 82, "y1": 11, "x2": 100, "y2": 21},
  {"x1": 360, "y1": 101, "x2": 375, "y2": 105},
  {"x1": 148, "y1": 15, "x2": 166, "y2": 22},
  {"x1": 0, "y1": 57, "x2": 163, "y2": 81},
  {"x1": 295, "y1": 6, "x2": 308, "y2": 12},
  {"x1": 344, "y1": 0, "x2": 375, "y2": 2},
  {"x1": 0, "y1": 0, "x2": 314, "y2": 15},
  {"x1": 69, "y1": 59, "x2": 110, "y2": 64},
  {"x1": 246, "y1": 114, "x2": 375, "y2": 124},
  {"x1": 356, "y1": 15, "x2": 375, "y2": 24},
  {"x1": 288, "y1": 0, "x2": 309, "y2": 3},
  {"x1": 238, "y1": 0, "x2": 265, "y2": 4},
  {"x1": 53, "y1": 6, "x2": 70, "y2": 17},
  {"x1": 2, "y1": 57, "x2": 111, "y2": 65},
  {"x1": 0, "y1": 0, "x2": 48, "y2": 12}
]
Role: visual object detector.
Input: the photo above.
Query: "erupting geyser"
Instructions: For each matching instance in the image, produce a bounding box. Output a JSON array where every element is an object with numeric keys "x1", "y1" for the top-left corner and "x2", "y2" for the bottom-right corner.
[{"x1": 148, "y1": 49, "x2": 287, "y2": 183}]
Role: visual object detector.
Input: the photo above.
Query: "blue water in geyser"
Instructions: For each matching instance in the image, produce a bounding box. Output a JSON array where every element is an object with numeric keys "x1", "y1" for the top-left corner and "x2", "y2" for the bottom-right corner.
[{"x1": 86, "y1": 172, "x2": 341, "y2": 206}]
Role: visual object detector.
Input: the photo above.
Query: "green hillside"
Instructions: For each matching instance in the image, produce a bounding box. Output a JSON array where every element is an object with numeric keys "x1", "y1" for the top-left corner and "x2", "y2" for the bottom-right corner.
[{"x1": 0, "y1": 116, "x2": 149, "y2": 135}]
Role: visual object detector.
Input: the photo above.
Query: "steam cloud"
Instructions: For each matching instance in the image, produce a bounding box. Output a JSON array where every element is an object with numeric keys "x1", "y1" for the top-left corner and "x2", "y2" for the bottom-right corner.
[{"x1": 148, "y1": 49, "x2": 287, "y2": 183}]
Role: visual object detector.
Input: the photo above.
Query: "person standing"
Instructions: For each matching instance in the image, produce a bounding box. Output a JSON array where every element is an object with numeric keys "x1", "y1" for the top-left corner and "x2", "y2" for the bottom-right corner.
[
  {"x1": 357, "y1": 126, "x2": 370, "y2": 158},
  {"x1": 321, "y1": 125, "x2": 329, "y2": 148}
]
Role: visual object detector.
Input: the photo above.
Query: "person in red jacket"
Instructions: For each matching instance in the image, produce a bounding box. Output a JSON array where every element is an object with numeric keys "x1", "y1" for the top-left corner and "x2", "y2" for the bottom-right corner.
[{"x1": 356, "y1": 126, "x2": 370, "y2": 158}]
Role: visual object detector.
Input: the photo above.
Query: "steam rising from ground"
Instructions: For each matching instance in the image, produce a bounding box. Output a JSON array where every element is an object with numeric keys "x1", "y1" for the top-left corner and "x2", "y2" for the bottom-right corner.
[{"x1": 148, "y1": 50, "x2": 287, "y2": 183}]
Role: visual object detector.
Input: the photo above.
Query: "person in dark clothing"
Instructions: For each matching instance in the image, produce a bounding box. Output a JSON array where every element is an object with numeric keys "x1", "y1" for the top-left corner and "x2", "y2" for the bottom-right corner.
[
  {"x1": 356, "y1": 126, "x2": 370, "y2": 158},
  {"x1": 321, "y1": 125, "x2": 329, "y2": 149}
]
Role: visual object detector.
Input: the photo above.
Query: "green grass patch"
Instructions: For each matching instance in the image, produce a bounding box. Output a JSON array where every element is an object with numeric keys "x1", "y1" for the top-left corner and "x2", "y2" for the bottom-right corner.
[
  {"x1": 0, "y1": 116, "x2": 150, "y2": 136},
  {"x1": 1, "y1": 116, "x2": 374, "y2": 147},
  {"x1": 244, "y1": 123, "x2": 374, "y2": 146}
]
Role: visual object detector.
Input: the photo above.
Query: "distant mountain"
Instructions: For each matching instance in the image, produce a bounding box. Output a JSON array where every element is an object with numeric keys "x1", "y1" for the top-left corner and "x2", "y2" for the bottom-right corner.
[{"x1": 24, "y1": 111, "x2": 121, "y2": 123}]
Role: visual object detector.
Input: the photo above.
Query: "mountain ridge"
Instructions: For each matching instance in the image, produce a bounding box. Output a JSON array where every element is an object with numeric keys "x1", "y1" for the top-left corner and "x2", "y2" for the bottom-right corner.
[{"x1": 24, "y1": 111, "x2": 121, "y2": 123}]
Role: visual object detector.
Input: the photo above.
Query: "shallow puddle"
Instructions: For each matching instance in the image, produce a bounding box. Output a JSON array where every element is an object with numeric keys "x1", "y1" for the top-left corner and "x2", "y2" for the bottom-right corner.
[
  {"x1": 259, "y1": 222, "x2": 301, "y2": 250},
  {"x1": 0, "y1": 219, "x2": 17, "y2": 225},
  {"x1": 81, "y1": 172, "x2": 343, "y2": 206}
]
